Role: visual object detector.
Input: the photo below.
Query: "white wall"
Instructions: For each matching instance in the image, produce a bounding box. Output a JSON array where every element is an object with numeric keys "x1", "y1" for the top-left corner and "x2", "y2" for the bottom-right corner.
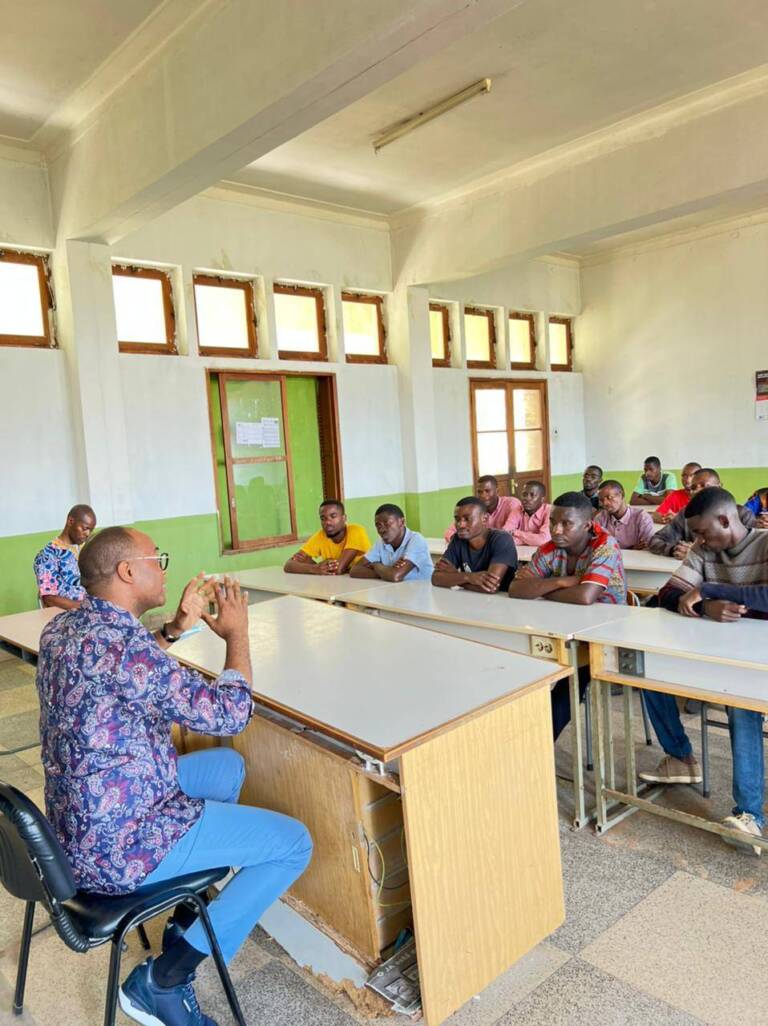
[
  {"x1": 579, "y1": 217, "x2": 768, "y2": 469},
  {"x1": 0, "y1": 154, "x2": 53, "y2": 249}
]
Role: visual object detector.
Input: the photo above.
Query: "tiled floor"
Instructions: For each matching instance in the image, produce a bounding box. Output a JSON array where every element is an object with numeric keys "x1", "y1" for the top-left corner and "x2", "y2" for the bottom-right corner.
[{"x1": 2, "y1": 649, "x2": 767, "y2": 1026}]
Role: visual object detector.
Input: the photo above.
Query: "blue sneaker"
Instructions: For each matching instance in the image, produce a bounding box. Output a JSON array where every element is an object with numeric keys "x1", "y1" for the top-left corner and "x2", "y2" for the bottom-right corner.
[{"x1": 119, "y1": 958, "x2": 218, "y2": 1026}]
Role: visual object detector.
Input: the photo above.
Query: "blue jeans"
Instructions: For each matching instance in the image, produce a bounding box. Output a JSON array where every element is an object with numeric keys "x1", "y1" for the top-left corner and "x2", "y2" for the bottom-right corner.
[
  {"x1": 643, "y1": 690, "x2": 765, "y2": 827},
  {"x1": 139, "y1": 748, "x2": 312, "y2": 963}
]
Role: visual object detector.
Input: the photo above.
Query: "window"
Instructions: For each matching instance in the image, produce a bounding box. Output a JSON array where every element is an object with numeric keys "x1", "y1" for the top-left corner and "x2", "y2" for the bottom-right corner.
[
  {"x1": 509, "y1": 311, "x2": 536, "y2": 370},
  {"x1": 429, "y1": 303, "x2": 451, "y2": 366},
  {"x1": 549, "y1": 316, "x2": 573, "y2": 371},
  {"x1": 112, "y1": 265, "x2": 176, "y2": 354},
  {"x1": 193, "y1": 274, "x2": 257, "y2": 357},
  {"x1": 469, "y1": 379, "x2": 550, "y2": 496},
  {"x1": 342, "y1": 292, "x2": 386, "y2": 364},
  {"x1": 0, "y1": 250, "x2": 53, "y2": 348},
  {"x1": 464, "y1": 307, "x2": 496, "y2": 369},
  {"x1": 274, "y1": 284, "x2": 328, "y2": 361}
]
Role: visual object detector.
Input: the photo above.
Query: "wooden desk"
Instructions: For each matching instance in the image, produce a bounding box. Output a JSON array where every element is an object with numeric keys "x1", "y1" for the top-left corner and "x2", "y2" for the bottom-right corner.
[
  {"x1": 0, "y1": 608, "x2": 61, "y2": 662},
  {"x1": 576, "y1": 607, "x2": 768, "y2": 851},
  {"x1": 236, "y1": 566, "x2": 394, "y2": 604},
  {"x1": 172, "y1": 595, "x2": 567, "y2": 1025}
]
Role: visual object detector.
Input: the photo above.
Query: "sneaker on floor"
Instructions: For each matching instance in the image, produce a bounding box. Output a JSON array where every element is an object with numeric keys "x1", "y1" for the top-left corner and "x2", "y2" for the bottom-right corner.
[
  {"x1": 638, "y1": 755, "x2": 702, "y2": 785},
  {"x1": 119, "y1": 958, "x2": 218, "y2": 1026},
  {"x1": 722, "y1": 812, "x2": 763, "y2": 856}
]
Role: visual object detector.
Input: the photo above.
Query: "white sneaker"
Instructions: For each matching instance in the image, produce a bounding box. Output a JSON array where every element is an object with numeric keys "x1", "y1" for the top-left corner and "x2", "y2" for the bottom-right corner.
[{"x1": 722, "y1": 812, "x2": 763, "y2": 856}]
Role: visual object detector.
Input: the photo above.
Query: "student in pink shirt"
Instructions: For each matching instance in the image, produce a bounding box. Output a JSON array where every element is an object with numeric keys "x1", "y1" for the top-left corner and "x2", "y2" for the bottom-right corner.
[
  {"x1": 512, "y1": 481, "x2": 552, "y2": 546},
  {"x1": 444, "y1": 475, "x2": 522, "y2": 542}
]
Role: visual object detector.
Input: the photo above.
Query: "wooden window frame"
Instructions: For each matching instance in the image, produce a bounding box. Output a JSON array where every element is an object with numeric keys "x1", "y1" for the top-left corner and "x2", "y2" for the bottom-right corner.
[
  {"x1": 0, "y1": 249, "x2": 54, "y2": 349},
  {"x1": 508, "y1": 311, "x2": 537, "y2": 371},
  {"x1": 464, "y1": 306, "x2": 497, "y2": 369},
  {"x1": 113, "y1": 264, "x2": 177, "y2": 355},
  {"x1": 430, "y1": 302, "x2": 451, "y2": 367},
  {"x1": 193, "y1": 274, "x2": 258, "y2": 358},
  {"x1": 274, "y1": 283, "x2": 328, "y2": 361},
  {"x1": 548, "y1": 315, "x2": 574, "y2": 372},
  {"x1": 342, "y1": 291, "x2": 387, "y2": 365}
]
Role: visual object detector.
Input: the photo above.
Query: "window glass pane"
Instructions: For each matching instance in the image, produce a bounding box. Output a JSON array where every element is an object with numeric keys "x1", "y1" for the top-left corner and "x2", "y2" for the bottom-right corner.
[
  {"x1": 224, "y1": 378, "x2": 286, "y2": 459},
  {"x1": 343, "y1": 299, "x2": 381, "y2": 357},
  {"x1": 514, "y1": 430, "x2": 543, "y2": 473},
  {"x1": 549, "y1": 322, "x2": 569, "y2": 366},
  {"x1": 233, "y1": 462, "x2": 292, "y2": 540},
  {"x1": 195, "y1": 283, "x2": 250, "y2": 350},
  {"x1": 512, "y1": 389, "x2": 542, "y2": 430},
  {"x1": 477, "y1": 432, "x2": 509, "y2": 476},
  {"x1": 475, "y1": 388, "x2": 507, "y2": 431},
  {"x1": 509, "y1": 317, "x2": 532, "y2": 364},
  {"x1": 275, "y1": 291, "x2": 321, "y2": 353},
  {"x1": 113, "y1": 275, "x2": 167, "y2": 345},
  {"x1": 0, "y1": 262, "x2": 44, "y2": 337},
  {"x1": 465, "y1": 312, "x2": 492, "y2": 363},
  {"x1": 430, "y1": 309, "x2": 447, "y2": 360}
]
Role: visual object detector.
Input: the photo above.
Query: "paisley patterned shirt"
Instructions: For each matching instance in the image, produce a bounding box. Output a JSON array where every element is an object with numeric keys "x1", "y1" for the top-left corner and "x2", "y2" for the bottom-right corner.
[
  {"x1": 36, "y1": 596, "x2": 253, "y2": 894},
  {"x1": 33, "y1": 538, "x2": 84, "y2": 600}
]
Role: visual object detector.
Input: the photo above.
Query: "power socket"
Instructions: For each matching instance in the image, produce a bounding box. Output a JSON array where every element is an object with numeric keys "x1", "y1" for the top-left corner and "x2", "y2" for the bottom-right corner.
[{"x1": 529, "y1": 635, "x2": 556, "y2": 659}]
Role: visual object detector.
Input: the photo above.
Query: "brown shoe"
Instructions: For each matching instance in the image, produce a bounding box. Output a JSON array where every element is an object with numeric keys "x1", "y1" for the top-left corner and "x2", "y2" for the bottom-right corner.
[{"x1": 638, "y1": 755, "x2": 702, "y2": 785}]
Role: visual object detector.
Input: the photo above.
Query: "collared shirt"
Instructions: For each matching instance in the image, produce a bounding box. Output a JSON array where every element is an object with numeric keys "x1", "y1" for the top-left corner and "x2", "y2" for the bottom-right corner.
[
  {"x1": 633, "y1": 471, "x2": 678, "y2": 495},
  {"x1": 301, "y1": 524, "x2": 371, "y2": 565},
  {"x1": 36, "y1": 596, "x2": 253, "y2": 895},
  {"x1": 444, "y1": 494, "x2": 523, "y2": 542},
  {"x1": 33, "y1": 538, "x2": 84, "y2": 600},
  {"x1": 594, "y1": 505, "x2": 655, "y2": 549},
  {"x1": 656, "y1": 488, "x2": 692, "y2": 517},
  {"x1": 440, "y1": 529, "x2": 519, "y2": 591},
  {"x1": 519, "y1": 526, "x2": 627, "y2": 604},
  {"x1": 364, "y1": 528, "x2": 433, "y2": 581},
  {"x1": 512, "y1": 503, "x2": 552, "y2": 547}
]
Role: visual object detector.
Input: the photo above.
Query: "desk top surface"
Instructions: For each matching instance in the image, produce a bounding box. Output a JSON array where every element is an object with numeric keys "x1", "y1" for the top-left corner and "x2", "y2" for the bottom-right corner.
[
  {"x1": 425, "y1": 538, "x2": 677, "y2": 574},
  {"x1": 575, "y1": 606, "x2": 768, "y2": 671},
  {"x1": 0, "y1": 607, "x2": 61, "y2": 654},
  {"x1": 236, "y1": 566, "x2": 394, "y2": 602},
  {"x1": 170, "y1": 595, "x2": 567, "y2": 760}
]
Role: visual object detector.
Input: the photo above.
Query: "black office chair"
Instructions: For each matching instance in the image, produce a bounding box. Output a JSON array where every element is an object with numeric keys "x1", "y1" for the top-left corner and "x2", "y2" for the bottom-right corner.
[{"x1": 0, "y1": 782, "x2": 246, "y2": 1026}]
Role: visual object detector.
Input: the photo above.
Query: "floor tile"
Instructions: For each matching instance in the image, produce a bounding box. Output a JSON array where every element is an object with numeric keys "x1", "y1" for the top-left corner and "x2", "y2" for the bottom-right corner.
[
  {"x1": 0, "y1": 713, "x2": 39, "y2": 753},
  {"x1": 581, "y1": 871, "x2": 768, "y2": 1026},
  {"x1": 0, "y1": 687, "x2": 38, "y2": 720}
]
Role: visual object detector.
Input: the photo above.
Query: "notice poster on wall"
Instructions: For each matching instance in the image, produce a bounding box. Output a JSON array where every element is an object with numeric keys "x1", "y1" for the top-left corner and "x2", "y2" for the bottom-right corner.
[
  {"x1": 236, "y1": 420, "x2": 263, "y2": 446},
  {"x1": 756, "y1": 371, "x2": 768, "y2": 421},
  {"x1": 261, "y1": 417, "x2": 280, "y2": 448}
]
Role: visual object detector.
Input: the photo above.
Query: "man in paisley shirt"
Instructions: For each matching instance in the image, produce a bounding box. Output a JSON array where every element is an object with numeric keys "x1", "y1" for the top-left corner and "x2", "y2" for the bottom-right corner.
[
  {"x1": 36, "y1": 526, "x2": 312, "y2": 1026},
  {"x1": 33, "y1": 503, "x2": 96, "y2": 609}
]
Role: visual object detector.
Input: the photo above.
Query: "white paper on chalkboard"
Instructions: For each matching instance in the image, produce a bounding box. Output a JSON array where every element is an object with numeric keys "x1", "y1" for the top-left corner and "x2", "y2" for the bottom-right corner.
[
  {"x1": 236, "y1": 420, "x2": 263, "y2": 446},
  {"x1": 262, "y1": 417, "x2": 280, "y2": 448}
]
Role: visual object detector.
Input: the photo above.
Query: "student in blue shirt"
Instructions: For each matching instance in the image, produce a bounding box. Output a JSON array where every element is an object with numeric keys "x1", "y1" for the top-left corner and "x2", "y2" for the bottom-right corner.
[{"x1": 350, "y1": 504, "x2": 433, "y2": 582}]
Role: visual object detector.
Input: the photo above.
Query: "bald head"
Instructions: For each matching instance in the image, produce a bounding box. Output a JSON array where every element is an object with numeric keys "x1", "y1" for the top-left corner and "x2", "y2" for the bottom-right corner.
[{"x1": 79, "y1": 527, "x2": 138, "y2": 594}]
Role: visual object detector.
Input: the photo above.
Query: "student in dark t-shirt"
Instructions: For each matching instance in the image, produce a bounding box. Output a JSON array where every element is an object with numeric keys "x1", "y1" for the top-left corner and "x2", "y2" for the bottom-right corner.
[{"x1": 433, "y1": 496, "x2": 518, "y2": 593}]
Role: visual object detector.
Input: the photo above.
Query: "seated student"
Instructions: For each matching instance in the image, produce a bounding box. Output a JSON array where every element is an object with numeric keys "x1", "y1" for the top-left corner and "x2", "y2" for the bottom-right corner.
[
  {"x1": 652, "y1": 462, "x2": 701, "y2": 523},
  {"x1": 581, "y1": 465, "x2": 603, "y2": 510},
  {"x1": 443, "y1": 475, "x2": 522, "y2": 541},
  {"x1": 284, "y1": 500, "x2": 371, "y2": 576},
  {"x1": 641, "y1": 487, "x2": 768, "y2": 854},
  {"x1": 649, "y1": 468, "x2": 755, "y2": 559},
  {"x1": 511, "y1": 481, "x2": 552, "y2": 546},
  {"x1": 351, "y1": 504, "x2": 433, "y2": 582},
  {"x1": 629, "y1": 456, "x2": 678, "y2": 506},
  {"x1": 744, "y1": 487, "x2": 768, "y2": 528},
  {"x1": 508, "y1": 492, "x2": 626, "y2": 740},
  {"x1": 433, "y1": 496, "x2": 518, "y2": 593},
  {"x1": 33, "y1": 504, "x2": 97, "y2": 610},
  {"x1": 594, "y1": 480, "x2": 655, "y2": 549}
]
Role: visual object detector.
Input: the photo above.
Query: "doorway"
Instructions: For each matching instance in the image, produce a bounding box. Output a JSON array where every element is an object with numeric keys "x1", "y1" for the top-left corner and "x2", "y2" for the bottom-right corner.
[{"x1": 469, "y1": 379, "x2": 550, "y2": 497}]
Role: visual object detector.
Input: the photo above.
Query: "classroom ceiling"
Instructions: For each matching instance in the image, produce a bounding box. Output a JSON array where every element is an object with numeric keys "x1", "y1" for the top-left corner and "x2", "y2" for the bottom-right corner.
[
  {"x1": 0, "y1": 0, "x2": 164, "y2": 141},
  {"x1": 231, "y1": 0, "x2": 768, "y2": 215}
]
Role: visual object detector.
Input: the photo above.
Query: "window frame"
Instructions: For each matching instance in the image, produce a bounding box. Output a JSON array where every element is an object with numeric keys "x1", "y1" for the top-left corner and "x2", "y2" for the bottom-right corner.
[
  {"x1": 508, "y1": 310, "x2": 537, "y2": 371},
  {"x1": 112, "y1": 264, "x2": 177, "y2": 355},
  {"x1": 341, "y1": 291, "x2": 387, "y2": 365},
  {"x1": 548, "y1": 315, "x2": 574, "y2": 372},
  {"x1": 274, "y1": 282, "x2": 328, "y2": 362},
  {"x1": 193, "y1": 273, "x2": 258, "y2": 358},
  {"x1": 429, "y1": 302, "x2": 452, "y2": 367},
  {"x1": 0, "y1": 249, "x2": 54, "y2": 349},
  {"x1": 464, "y1": 305, "x2": 497, "y2": 370}
]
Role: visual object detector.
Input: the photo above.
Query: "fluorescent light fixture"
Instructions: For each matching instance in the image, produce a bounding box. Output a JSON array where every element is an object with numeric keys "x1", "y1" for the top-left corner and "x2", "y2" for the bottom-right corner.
[{"x1": 373, "y1": 77, "x2": 492, "y2": 153}]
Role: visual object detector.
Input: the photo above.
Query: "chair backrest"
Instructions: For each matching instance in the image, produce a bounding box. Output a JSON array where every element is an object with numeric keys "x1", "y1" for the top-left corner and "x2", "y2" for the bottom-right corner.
[{"x1": 627, "y1": 589, "x2": 642, "y2": 607}]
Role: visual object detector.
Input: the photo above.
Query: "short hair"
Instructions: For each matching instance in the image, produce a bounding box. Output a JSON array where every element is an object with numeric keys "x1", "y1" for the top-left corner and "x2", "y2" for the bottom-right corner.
[
  {"x1": 599, "y1": 479, "x2": 625, "y2": 496},
  {"x1": 456, "y1": 496, "x2": 486, "y2": 512},
  {"x1": 682, "y1": 461, "x2": 702, "y2": 472},
  {"x1": 685, "y1": 486, "x2": 736, "y2": 520},
  {"x1": 79, "y1": 526, "x2": 137, "y2": 592},
  {"x1": 694, "y1": 467, "x2": 720, "y2": 483},
  {"x1": 585, "y1": 464, "x2": 603, "y2": 477},
  {"x1": 553, "y1": 491, "x2": 595, "y2": 518},
  {"x1": 375, "y1": 503, "x2": 404, "y2": 518},
  {"x1": 644, "y1": 456, "x2": 661, "y2": 469},
  {"x1": 477, "y1": 475, "x2": 498, "y2": 487},
  {"x1": 319, "y1": 499, "x2": 344, "y2": 514},
  {"x1": 524, "y1": 480, "x2": 546, "y2": 495},
  {"x1": 67, "y1": 504, "x2": 96, "y2": 523}
]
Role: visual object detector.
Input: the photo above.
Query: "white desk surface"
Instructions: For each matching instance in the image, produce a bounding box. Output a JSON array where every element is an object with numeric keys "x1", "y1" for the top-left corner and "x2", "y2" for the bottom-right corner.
[
  {"x1": 575, "y1": 606, "x2": 768, "y2": 672},
  {"x1": 347, "y1": 581, "x2": 636, "y2": 641},
  {"x1": 427, "y1": 539, "x2": 677, "y2": 574},
  {"x1": 0, "y1": 607, "x2": 61, "y2": 655},
  {"x1": 236, "y1": 566, "x2": 395, "y2": 603},
  {"x1": 170, "y1": 595, "x2": 568, "y2": 760}
]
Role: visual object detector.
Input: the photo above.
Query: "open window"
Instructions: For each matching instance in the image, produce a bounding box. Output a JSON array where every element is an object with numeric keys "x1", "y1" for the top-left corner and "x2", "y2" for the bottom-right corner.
[
  {"x1": 342, "y1": 292, "x2": 386, "y2": 364},
  {"x1": 429, "y1": 302, "x2": 451, "y2": 367},
  {"x1": 274, "y1": 283, "x2": 328, "y2": 361},
  {"x1": 193, "y1": 274, "x2": 258, "y2": 357},
  {"x1": 464, "y1": 307, "x2": 496, "y2": 369},
  {"x1": 0, "y1": 249, "x2": 54, "y2": 349},
  {"x1": 509, "y1": 311, "x2": 536, "y2": 370},
  {"x1": 548, "y1": 316, "x2": 573, "y2": 371},
  {"x1": 112, "y1": 265, "x2": 176, "y2": 354}
]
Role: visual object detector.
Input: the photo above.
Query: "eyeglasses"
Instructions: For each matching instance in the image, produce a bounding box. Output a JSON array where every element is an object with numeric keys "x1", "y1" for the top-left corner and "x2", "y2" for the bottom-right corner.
[{"x1": 123, "y1": 553, "x2": 170, "y2": 571}]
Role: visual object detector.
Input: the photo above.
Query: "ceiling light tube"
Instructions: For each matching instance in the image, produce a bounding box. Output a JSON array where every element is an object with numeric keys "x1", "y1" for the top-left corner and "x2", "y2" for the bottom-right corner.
[{"x1": 373, "y1": 77, "x2": 492, "y2": 152}]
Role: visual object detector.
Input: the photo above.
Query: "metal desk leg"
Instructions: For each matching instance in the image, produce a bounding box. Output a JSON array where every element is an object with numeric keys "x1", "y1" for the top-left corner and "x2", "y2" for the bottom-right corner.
[
  {"x1": 623, "y1": 686, "x2": 637, "y2": 796},
  {"x1": 602, "y1": 681, "x2": 616, "y2": 791},
  {"x1": 584, "y1": 682, "x2": 594, "y2": 771},
  {"x1": 591, "y1": 679, "x2": 609, "y2": 831},
  {"x1": 568, "y1": 641, "x2": 588, "y2": 830},
  {"x1": 700, "y1": 701, "x2": 711, "y2": 798}
]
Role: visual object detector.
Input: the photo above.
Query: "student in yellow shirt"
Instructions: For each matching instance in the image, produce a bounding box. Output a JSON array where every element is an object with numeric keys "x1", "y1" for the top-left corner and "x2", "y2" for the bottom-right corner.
[{"x1": 284, "y1": 500, "x2": 371, "y2": 576}]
